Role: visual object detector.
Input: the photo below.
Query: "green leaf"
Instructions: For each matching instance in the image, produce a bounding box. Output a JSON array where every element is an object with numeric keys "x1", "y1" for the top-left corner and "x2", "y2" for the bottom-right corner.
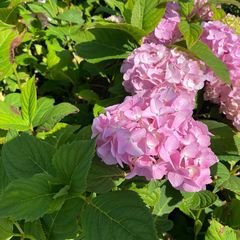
[
  {"x1": 154, "y1": 182, "x2": 182, "y2": 216},
  {"x1": 205, "y1": 219, "x2": 237, "y2": 240},
  {"x1": 81, "y1": 191, "x2": 158, "y2": 240},
  {"x1": 0, "y1": 101, "x2": 28, "y2": 131},
  {"x1": 87, "y1": 160, "x2": 124, "y2": 193},
  {"x1": 42, "y1": 103, "x2": 79, "y2": 130},
  {"x1": 75, "y1": 28, "x2": 138, "y2": 63},
  {"x1": 221, "y1": 176, "x2": 240, "y2": 194},
  {"x1": 0, "y1": 218, "x2": 13, "y2": 240},
  {"x1": 44, "y1": 198, "x2": 83, "y2": 240},
  {"x1": 4, "y1": 93, "x2": 21, "y2": 107},
  {"x1": 214, "y1": 199, "x2": 240, "y2": 229},
  {"x1": 0, "y1": 157, "x2": 9, "y2": 194},
  {"x1": 190, "y1": 41, "x2": 231, "y2": 84},
  {"x1": 179, "y1": 0, "x2": 195, "y2": 17},
  {"x1": 56, "y1": 8, "x2": 84, "y2": 25},
  {"x1": 183, "y1": 190, "x2": 217, "y2": 210},
  {"x1": 52, "y1": 140, "x2": 95, "y2": 194},
  {"x1": 24, "y1": 220, "x2": 47, "y2": 240},
  {"x1": 202, "y1": 120, "x2": 240, "y2": 157},
  {"x1": 208, "y1": 0, "x2": 240, "y2": 8},
  {"x1": 32, "y1": 97, "x2": 55, "y2": 127},
  {"x1": 0, "y1": 173, "x2": 54, "y2": 221},
  {"x1": 130, "y1": 0, "x2": 166, "y2": 33},
  {"x1": 21, "y1": 76, "x2": 37, "y2": 127},
  {"x1": 94, "y1": 23, "x2": 146, "y2": 42},
  {"x1": 2, "y1": 134, "x2": 55, "y2": 180},
  {"x1": 179, "y1": 20, "x2": 202, "y2": 49},
  {"x1": 0, "y1": 29, "x2": 17, "y2": 80},
  {"x1": 77, "y1": 89, "x2": 99, "y2": 104},
  {"x1": 212, "y1": 162, "x2": 230, "y2": 192}
]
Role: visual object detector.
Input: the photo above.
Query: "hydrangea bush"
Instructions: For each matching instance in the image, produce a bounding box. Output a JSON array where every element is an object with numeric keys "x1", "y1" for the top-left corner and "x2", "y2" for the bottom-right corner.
[{"x1": 0, "y1": 0, "x2": 240, "y2": 239}]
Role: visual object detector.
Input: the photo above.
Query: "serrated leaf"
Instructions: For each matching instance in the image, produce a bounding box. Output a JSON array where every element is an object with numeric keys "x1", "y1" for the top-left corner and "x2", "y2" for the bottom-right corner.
[
  {"x1": 4, "y1": 93, "x2": 21, "y2": 107},
  {"x1": 183, "y1": 190, "x2": 217, "y2": 210},
  {"x1": 87, "y1": 160, "x2": 124, "y2": 193},
  {"x1": 2, "y1": 134, "x2": 55, "y2": 180},
  {"x1": 0, "y1": 218, "x2": 13, "y2": 240},
  {"x1": 0, "y1": 173, "x2": 54, "y2": 221},
  {"x1": 179, "y1": 0, "x2": 195, "y2": 16},
  {"x1": 81, "y1": 191, "x2": 158, "y2": 240},
  {"x1": 0, "y1": 101, "x2": 28, "y2": 131},
  {"x1": 42, "y1": 103, "x2": 79, "y2": 129},
  {"x1": 44, "y1": 198, "x2": 83, "y2": 240},
  {"x1": 130, "y1": 0, "x2": 166, "y2": 33},
  {"x1": 75, "y1": 28, "x2": 138, "y2": 63},
  {"x1": 179, "y1": 20, "x2": 202, "y2": 49},
  {"x1": 221, "y1": 176, "x2": 240, "y2": 194},
  {"x1": 154, "y1": 182, "x2": 182, "y2": 216},
  {"x1": 205, "y1": 219, "x2": 237, "y2": 240},
  {"x1": 190, "y1": 41, "x2": 231, "y2": 84},
  {"x1": 52, "y1": 140, "x2": 95, "y2": 194},
  {"x1": 33, "y1": 97, "x2": 55, "y2": 127},
  {"x1": 21, "y1": 76, "x2": 37, "y2": 127}
]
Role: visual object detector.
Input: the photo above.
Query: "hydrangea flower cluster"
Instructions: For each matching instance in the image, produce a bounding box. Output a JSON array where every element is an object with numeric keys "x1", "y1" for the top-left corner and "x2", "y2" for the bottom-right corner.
[
  {"x1": 121, "y1": 43, "x2": 207, "y2": 95},
  {"x1": 92, "y1": 0, "x2": 222, "y2": 192},
  {"x1": 201, "y1": 20, "x2": 240, "y2": 130},
  {"x1": 92, "y1": 87, "x2": 217, "y2": 192},
  {"x1": 143, "y1": 0, "x2": 214, "y2": 45}
]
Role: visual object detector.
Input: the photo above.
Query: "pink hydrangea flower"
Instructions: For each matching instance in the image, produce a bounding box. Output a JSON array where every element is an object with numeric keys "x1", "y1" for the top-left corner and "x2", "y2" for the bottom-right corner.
[
  {"x1": 121, "y1": 43, "x2": 207, "y2": 95},
  {"x1": 143, "y1": 2, "x2": 181, "y2": 45},
  {"x1": 92, "y1": 87, "x2": 217, "y2": 192},
  {"x1": 201, "y1": 20, "x2": 240, "y2": 130}
]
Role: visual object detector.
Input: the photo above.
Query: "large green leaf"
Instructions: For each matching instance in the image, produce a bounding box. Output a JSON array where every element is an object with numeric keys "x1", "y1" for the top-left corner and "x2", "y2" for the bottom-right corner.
[
  {"x1": 190, "y1": 41, "x2": 231, "y2": 84},
  {"x1": 75, "y1": 28, "x2": 138, "y2": 63},
  {"x1": 0, "y1": 101, "x2": 28, "y2": 131},
  {"x1": 87, "y1": 160, "x2": 125, "y2": 193},
  {"x1": 52, "y1": 140, "x2": 95, "y2": 194},
  {"x1": 43, "y1": 198, "x2": 83, "y2": 240},
  {"x1": 205, "y1": 219, "x2": 237, "y2": 240},
  {"x1": 0, "y1": 29, "x2": 17, "y2": 80},
  {"x1": 179, "y1": 20, "x2": 202, "y2": 49},
  {"x1": 208, "y1": 0, "x2": 240, "y2": 8},
  {"x1": 182, "y1": 190, "x2": 217, "y2": 210},
  {"x1": 94, "y1": 23, "x2": 146, "y2": 42},
  {"x1": 81, "y1": 191, "x2": 157, "y2": 240},
  {"x1": 130, "y1": 0, "x2": 166, "y2": 33},
  {"x1": 21, "y1": 76, "x2": 37, "y2": 127},
  {"x1": 0, "y1": 173, "x2": 54, "y2": 221},
  {"x1": 0, "y1": 219, "x2": 13, "y2": 240},
  {"x1": 2, "y1": 134, "x2": 55, "y2": 180}
]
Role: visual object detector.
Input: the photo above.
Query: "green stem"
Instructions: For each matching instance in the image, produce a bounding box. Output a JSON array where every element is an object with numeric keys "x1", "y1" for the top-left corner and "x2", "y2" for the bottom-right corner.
[{"x1": 13, "y1": 64, "x2": 21, "y2": 90}]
